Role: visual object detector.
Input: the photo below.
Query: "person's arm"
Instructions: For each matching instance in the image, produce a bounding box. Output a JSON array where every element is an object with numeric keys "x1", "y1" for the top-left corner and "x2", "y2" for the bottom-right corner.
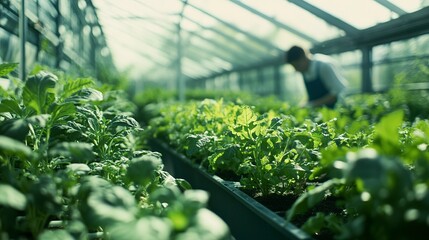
[
  {"x1": 319, "y1": 60, "x2": 346, "y2": 96},
  {"x1": 308, "y1": 59, "x2": 345, "y2": 107}
]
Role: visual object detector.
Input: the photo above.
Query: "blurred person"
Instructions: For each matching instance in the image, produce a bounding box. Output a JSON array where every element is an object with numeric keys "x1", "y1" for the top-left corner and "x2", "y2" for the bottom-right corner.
[{"x1": 285, "y1": 45, "x2": 347, "y2": 108}]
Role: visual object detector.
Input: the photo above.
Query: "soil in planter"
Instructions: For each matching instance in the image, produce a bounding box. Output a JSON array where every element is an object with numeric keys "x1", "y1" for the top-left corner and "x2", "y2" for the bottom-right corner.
[
  {"x1": 213, "y1": 169, "x2": 242, "y2": 182},
  {"x1": 241, "y1": 189, "x2": 344, "y2": 240}
]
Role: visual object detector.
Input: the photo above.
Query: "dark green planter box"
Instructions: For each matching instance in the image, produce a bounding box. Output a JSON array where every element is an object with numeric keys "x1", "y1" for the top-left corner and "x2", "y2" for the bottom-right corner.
[{"x1": 149, "y1": 139, "x2": 312, "y2": 240}]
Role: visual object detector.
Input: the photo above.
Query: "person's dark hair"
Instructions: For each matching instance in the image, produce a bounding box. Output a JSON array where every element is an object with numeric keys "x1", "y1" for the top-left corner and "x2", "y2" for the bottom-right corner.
[{"x1": 285, "y1": 45, "x2": 305, "y2": 63}]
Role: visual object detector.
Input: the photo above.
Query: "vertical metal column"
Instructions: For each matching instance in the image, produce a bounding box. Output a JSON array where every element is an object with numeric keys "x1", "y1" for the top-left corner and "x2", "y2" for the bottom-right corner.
[
  {"x1": 35, "y1": 0, "x2": 40, "y2": 62},
  {"x1": 238, "y1": 71, "x2": 244, "y2": 91},
  {"x1": 55, "y1": 0, "x2": 62, "y2": 69},
  {"x1": 361, "y1": 47, "x2": 373, "y2": 93},
  {"x1": 273, "y1": 65, "x2": 282, "y2": 99},
  {"x1": 176, "y1": 22, "x2": 184, "y2": 101},
  {"x1": 19, "y1": 0, "x2": 26, "y2": 81},
  {"x1": 89, "y1": 28, "x2": 96, "y2": 73},
  {"x1": 176, "y1": 2, "x2": 187, "y2": 102},
  {"x1": 257, "y1": 68, "x2": 264, "y2": 95}
]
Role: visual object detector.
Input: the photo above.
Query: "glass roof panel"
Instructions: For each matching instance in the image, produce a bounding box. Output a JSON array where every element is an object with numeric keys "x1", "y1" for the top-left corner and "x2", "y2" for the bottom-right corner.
[
  {"x1": 239, "y1": 0, "x2": 344, "y2": 44},
  {"x1": 306, "y1": 0, "x2": 396, "y2": 29},
  {"x1": 182, "y1": 7, "x2": 271, "y2": 59},
  {"x1": 389, "y1": 0, "x2": 429, "y2": 13},
  {"x1": 93, "y1": 0, "x2": 429, "y2": 81},
  {"x1": 187, "y1": 0, "x2": 281, "y2": 55}
]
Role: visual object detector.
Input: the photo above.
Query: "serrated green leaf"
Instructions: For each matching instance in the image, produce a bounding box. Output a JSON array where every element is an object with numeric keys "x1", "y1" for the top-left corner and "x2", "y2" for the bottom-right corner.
[
  {"x1": 50, "y1": 103, "x2": 76, "y2": 122},
  {"x1": 374, "y1": 110, "x2": 404, "y2": 150},
  {"x1": 0, "y1": 63, "x2": 18, "y2": 76},
  {"x1": 236, "y1": 107, "x2": 257, "y2": 126},
  {"x1": 23, "y1": 71, "x2": 58, "y2": 114},
  {"x1": 109, "y1": 115, "x2": 140, "y2": 129},
  {"x1": 65, "y1": 88, "x2": 103, "y2": 103},
  {"x1": 62, "y1": 77, "x2": 94, "y2": 99},
  {"x1": 0, "y1": 184, "x2": 27, "y2": 210}
]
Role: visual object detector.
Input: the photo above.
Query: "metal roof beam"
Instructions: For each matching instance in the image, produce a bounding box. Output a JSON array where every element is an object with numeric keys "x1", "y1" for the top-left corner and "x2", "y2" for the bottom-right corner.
[
  {"x1": 182, "y1": 33, "x2": 255, "y2": 67},
  {"x1": 181, "y1": 20, "x2": 264, "y2": 63},
  {"x1": 311, "y1": 6, "x2": 429, "y2": 54},
  {"x1": 288, "y1": 0, "x2": 359, "y2": 36},
  {"x1": 182, "y1": 17, "x2": 268, "y2": 59},
  {"x1": 230, "y1": 0, "x2": 318, "y2": 44},
  {"x1": 132, "y1": 0, "x2": 269, "y2": 59},
  {"x1": 102, "y1": 20, "x2": 172, "y2": 58},
  {"x1": 186, "y1": 2, "x2": 283, "y2": 53},
  {"x1": 107, "y1": 16, "x2": 253, "y2": 67},
  {"x1": 193, "y1": 54, "x2": 284, "y2": 82},
  {"x1": 374, "y1": 0, "x2": 407, "y2": 15},
  {"x1": 105, "y1": 1, "x2": 259, "y2": 68}
]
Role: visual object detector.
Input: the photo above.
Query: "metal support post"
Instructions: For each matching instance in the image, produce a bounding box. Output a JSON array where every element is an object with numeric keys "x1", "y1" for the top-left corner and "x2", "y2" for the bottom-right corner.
[
  {"x1": 361, "y1": 47, "x2": 373, "y2": 92},
  {"x1": 176, "y1": 22, "x2": 184, "y2": 102},
  {"x1": 19, "y1": 0, "x2": 26, "y2": 81},
  {"x1": 55, "y1": 0, "x2": 62, "y2": 69},
  {"x1": 274, "y1": 65, "x2": 282, "y2": 99}
]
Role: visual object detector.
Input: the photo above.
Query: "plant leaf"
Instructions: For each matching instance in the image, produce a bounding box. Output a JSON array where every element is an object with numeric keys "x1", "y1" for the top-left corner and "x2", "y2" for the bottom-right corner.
[
  {"x1": 29, "y1": 175, "x2": 63, "y2": 214},
  {"x1": 286, "y1": 178, "x2": 345, "y2": 221},
  {"x1": 65, "y1": 88, "x2": 103, "y2": 103},
  {"x1": 62, "y1": 77, "x2": 94, "y2": 99},
  {"x1": 0, "y1": 99, "x2": 23, "y2": 116},
  {"x1": 109, "y1": 115, "x2": 140, "y2": 129},
  {"x1": 107, "y1": 217, "x2": 171, "y2": 240},
  {"x1": 0, "y1": 63, "x2": 18, "y2": 76},
  {"x1": 81, "y1": 185, "x2": 137, "y2": 229},
  {"x1": 127, "y1": 154, "x2": 162, "y2": 185},
  {"x1": 175, "y1": 208, "x2": 231, "y2": 240},
  {"x1": 22, "y1": 71, "x2": 58, "y2": 114},
  {"x1": 0, "y1": 119, "x2": 30, "y2": 142},
  {"x1": 373, "y1": 110, "x2": 404, "y2": 153},
  {"x1": 50, "y1": 103, "x2": 76, "y2": 122},
  {"x1": 38, "y1": 230, "x2": 74, "y2": 240},
  {"x1": 0, "y1": 184, "x2": 27, "y2": 210},
  {"x1": 0, "y1": 135, "x2": 33, "y2": 158},
  {"x1": 49, "y1": 142, "x2": 95, "y2": 163},
  {"x1": 66, "y1": 163, "x2": 91, "y2": 175},
  {"x1": 27, "y1": 114, "x2": 50, "y2": 128}
]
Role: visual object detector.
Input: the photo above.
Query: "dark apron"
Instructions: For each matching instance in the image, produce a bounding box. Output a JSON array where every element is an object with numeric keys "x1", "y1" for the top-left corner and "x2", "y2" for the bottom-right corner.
[{"x1": 303, "y1": 62, "x2": 336, "y2": 108}]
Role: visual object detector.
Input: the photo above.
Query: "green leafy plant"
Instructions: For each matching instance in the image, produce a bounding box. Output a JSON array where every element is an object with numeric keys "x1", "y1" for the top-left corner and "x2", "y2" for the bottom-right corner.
[{"x1": 0, "y1": 66, "x2": 231, "y2": 239}]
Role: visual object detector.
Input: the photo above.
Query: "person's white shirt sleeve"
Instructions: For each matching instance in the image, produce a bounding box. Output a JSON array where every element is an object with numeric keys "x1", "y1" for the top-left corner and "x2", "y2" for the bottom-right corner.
[{"x1": 319, "y1": 60, "x2": 347, "y2": 95}]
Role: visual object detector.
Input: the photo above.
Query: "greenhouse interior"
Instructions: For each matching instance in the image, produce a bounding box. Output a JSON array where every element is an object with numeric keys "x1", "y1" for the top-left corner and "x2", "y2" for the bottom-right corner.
[{"x1": 1, "y1": 0, "x2": 429, "y2": 239}]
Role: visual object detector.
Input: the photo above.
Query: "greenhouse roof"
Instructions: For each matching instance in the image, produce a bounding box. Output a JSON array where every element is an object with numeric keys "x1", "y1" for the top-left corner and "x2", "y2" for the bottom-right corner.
[{"x1": 92, "y1": 0, "x2": 429, "y2": 81}]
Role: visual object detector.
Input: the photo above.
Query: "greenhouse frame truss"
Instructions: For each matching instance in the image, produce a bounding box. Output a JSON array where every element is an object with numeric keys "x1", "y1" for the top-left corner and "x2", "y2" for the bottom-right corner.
[
  {"x1": 0, "y1": 0, "x2": 113, "y2": 81},
  {"x1": 1, "y1": 0, "x2": 429, "y2": 100}
]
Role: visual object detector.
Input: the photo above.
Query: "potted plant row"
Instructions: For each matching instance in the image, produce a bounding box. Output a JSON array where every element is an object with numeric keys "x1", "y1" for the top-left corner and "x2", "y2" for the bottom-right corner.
[{"x1": 142, "y1": 96, "x2": 429, "y2": 240}]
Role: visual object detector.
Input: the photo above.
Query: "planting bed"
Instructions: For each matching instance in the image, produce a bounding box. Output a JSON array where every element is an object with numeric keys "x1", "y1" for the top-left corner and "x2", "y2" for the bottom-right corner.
[{"x1": 149, "y1": 139, "x2": 313, "y2": 240}]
